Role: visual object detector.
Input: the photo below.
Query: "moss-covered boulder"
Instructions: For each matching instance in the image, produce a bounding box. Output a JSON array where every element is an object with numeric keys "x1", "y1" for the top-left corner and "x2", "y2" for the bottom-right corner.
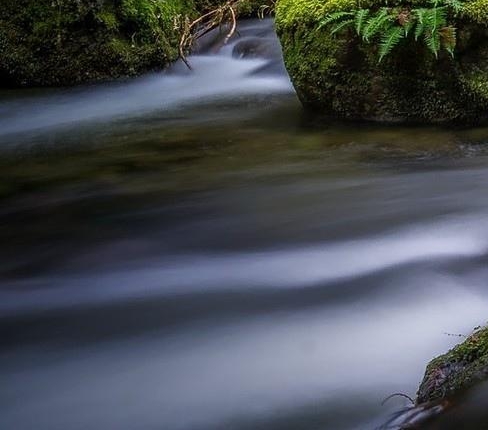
[
  {"x1": 417, "y1": 326, "x2": 488, "y2": 403},
  {"x1": 0, "y1": 0, "x2": 196, "y2": 87},
  {"x1": 275, "y1": 0, "x2": 488, "y2": 123}
]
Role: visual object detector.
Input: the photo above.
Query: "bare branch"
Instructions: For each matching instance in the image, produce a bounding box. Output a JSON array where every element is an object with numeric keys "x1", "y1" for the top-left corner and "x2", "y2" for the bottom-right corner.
[{"x1": 178, "y1": 0, "x2": 245, "y2": 69}]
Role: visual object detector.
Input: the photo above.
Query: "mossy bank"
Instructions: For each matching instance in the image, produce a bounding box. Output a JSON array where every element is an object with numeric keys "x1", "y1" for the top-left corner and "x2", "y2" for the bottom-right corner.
[
  {"x1": 275, "y1": 0, "x2": 488, "y2": 123},
  {"x1": 0, "y1": 0, "x2": 267, "y2": 87}
]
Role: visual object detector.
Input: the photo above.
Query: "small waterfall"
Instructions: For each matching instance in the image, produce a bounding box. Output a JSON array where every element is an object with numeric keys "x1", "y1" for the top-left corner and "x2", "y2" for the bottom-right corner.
[{"x1": 0, "y1": 19, "x2": 294, "y2": 139}]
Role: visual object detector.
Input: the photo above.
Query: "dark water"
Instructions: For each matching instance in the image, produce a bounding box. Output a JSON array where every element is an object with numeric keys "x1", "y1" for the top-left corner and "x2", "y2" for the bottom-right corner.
[{"x1": 2, "y1": 19, "x2": 488, "y2": 430}]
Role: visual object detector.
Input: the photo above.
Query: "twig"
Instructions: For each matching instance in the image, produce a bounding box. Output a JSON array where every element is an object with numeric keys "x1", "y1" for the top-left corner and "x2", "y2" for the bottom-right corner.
[
  {"x1": 178, "y1": 0, "x2": 242, "y2": 69},
  {"x1": 223, "y1": 6, "x2": 237, "y2": 44},
  {"x1": 443, "y1": 332, "x2": 468, "y2": 338},
  {"x1": 381, "y1": 392, "x2": 415, "y2": 406}
]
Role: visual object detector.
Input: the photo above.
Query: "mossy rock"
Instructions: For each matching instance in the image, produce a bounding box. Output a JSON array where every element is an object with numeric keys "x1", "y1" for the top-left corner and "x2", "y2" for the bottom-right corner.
[
  {"x1": 417, "y1": 326, "x2": 488, "y2": 404},
  {"x1": 275, "y1": 0, "x2": 488, "y2": 123},
  {"x1": 0, "y1": 0, "x2": 196, "y2": 87}
]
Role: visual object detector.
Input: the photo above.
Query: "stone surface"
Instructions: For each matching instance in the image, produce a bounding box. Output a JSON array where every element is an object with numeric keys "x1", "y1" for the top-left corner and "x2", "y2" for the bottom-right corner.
[{"x1": 417, "y1": 326, "x2": 488, "y2": 404}]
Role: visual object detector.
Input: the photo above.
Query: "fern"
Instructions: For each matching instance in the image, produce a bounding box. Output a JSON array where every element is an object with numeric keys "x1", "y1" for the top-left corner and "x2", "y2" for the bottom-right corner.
[
  {"x1": 414, "y1": 9, "x2": 424, "y2": 40},
  {"x1": 403, "y1": 19, "x2": 415, "y2": 36},
  {"x1": 421, "y1": 6, "x2": 447, "y2": 56},
  {"x1": 354, "y1": 9, "x2": 370, "y2": 35},
  {"x1": 331, "y1": 18, "x2": 355, "y2": 34},
  {"x1": 440, "y1": 25, "x2": 457, "y2": 57},
  {"x1": 440, "y1": 0, "x2": 463, "y2": 14},
  {"x1": 362, "y1": 8, "x2": 391, "y2": 42},
  {"x1": 425, "y1": 27, "x2": 441, "y2": 57},
  {"x1": 317, "y1": 11, "x2": 354, "y2": 30},
  {"x1": 426, "y1": 6, "x2": 447, "y2": 33},
  {"x1": 378, "y1": 25, "x2": 404, "y2": 62},
  {"x1": 318, "y1": 0, "x2": 463, "y2": 61}
]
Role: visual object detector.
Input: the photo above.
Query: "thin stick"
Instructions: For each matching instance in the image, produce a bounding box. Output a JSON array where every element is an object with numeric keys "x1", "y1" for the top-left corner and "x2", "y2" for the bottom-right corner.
[
  {"x1": 178, "y1": 0, "x2": 244, "y2": 69},
  {"x1": 381, "y1": 392, "x2": 415, "y2": 406},
  {"x1": 223, "y1": 6, "x2": 237, "y2": 44}
]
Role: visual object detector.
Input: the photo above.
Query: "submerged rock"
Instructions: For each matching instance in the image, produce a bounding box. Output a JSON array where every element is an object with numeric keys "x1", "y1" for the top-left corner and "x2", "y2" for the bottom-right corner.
[{"x1": 275, "y1": 0, "x2": 488, "y2": 123}]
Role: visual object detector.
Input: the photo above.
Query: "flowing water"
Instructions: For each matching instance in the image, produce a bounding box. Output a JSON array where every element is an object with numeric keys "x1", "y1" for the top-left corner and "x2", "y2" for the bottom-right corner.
[{"x1": 2, "y1": 18, "x2": 488, "y2": 430}]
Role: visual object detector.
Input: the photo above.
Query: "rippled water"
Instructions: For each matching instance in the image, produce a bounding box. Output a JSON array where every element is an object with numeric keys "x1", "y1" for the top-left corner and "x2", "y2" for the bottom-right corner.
[{"x1": 2, "y1": 18, "x2": 488, "y2": 430}]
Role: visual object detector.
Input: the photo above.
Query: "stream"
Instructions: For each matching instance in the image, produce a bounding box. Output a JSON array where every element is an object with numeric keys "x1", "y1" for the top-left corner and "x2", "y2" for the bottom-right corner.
[{"x1": 2, "y1": 18, "x2": 488, "y2": 430}]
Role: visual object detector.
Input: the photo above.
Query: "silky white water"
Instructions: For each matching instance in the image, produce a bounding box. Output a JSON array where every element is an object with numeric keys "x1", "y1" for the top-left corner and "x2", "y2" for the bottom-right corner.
[{"x1": 2, "y1": 18, "x2": 488, "y2": 430}]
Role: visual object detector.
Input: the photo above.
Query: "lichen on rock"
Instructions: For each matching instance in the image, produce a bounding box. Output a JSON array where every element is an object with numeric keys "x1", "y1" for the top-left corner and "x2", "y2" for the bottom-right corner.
[{"x1": 275, "y1": 0, "x2": 488, "y2": 123}]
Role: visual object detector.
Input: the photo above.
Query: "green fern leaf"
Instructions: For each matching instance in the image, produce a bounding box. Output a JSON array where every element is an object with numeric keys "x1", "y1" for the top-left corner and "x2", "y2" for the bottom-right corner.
[
  {"x1": 362, "y1": 8, "x2": 391, "y2": 42},
  {"x1": 442, "y1": 0, "x2": 463, "y2": 14},
  {"x1": 414, "y1": 8, "x2": 427, "y2": 41},
  {"x1": 378, "y1": 25, "x2": 404, "y2": 62},
  {"x1": 317, "y1": 11, "x2": 354, "y2": 30},
  {"x1": 402, "y1": 19, "x2": 414, "y2": 36},
  {"x1": 331, "y1": 18, "x2": 355, "y2": 34},
  {"x1": 425, "y1": 28, "x2": 441, "y2": 57},
  {"x1": 354, "y1": 9, "x2": 370, "y2": 35},
  {"x1": 425, "y1": 6, "x2": 447, "y2": 33}
]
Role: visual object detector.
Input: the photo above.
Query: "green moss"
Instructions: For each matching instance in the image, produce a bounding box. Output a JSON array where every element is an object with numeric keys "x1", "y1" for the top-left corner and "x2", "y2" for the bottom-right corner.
[
  {"x1": 276, "y1": 0, "x2": 354, "y2": 29},
  {"x1": 95, "y1": 11, "x2": 119, "y2": 30},
  {"x1": 463, "y1": 0, "x2": 488, "y2": 24},
  {"x1": 0, "y1": 0, "x2": 197, "y2": 87},
  {"x1": 417, "y1": 326, "x2": 488, "y2": 403}
]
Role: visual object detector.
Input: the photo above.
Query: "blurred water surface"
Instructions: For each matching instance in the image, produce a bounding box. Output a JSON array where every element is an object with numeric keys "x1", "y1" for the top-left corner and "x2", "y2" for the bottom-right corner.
[{"x1": 2, "y1": 18, "x2": 488, "y2": 430}]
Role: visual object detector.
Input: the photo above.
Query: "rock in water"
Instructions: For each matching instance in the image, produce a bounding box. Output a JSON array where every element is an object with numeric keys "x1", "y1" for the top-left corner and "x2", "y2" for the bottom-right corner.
[
  {"x1": 383, "y1": 326, "x2": 488, "y2": 429},
  {"x1": 417, "y1": 326, "x2": 488, "y2": 404},
  {"x1": 275, "y1": 0, "x2": 488, "y2": 123}
]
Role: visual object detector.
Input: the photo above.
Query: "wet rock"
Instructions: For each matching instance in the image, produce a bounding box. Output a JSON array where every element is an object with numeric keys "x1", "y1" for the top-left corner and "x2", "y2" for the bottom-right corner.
[
  {"x1": 275, "y1": 0, "x2": 488, "y2": 123},
  {"x1": 383, "y1": 326, "x2": 488, "y2": 429},
  {"x1": 417, "y1": 326, "x2": 488, "y2": 404}
]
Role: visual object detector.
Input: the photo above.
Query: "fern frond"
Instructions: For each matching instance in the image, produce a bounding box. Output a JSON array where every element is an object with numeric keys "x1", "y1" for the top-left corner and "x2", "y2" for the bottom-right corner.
[
  {"x1": 317, "y1": 11, "x2": 354, "y2": 30},
  {"x1": 424, "y1": 6, "x2": 447, "y2": 33},
  {"x1": 425, "y1": 28, "x2": 441, "y2": 57},
  {"x1": 354, "y1": 9, "x2": 370, "y2": 35},
  {"x1": 318, "y1": 0, "x2": 461, "y2": 61},
  {"x1": 362, "y1": 8, "x2": 391, "y2": 42},
  {"x1": 414, "y1": 24, "x2": 423, "y2": 42},
  {"x1": 440, "y1": 25, "x2": 456, "y2": 56},
  {"x1": 414, "y1": 9, "x2": 427, "y2": 41},
  {"x1": 402, "y1": 19, "x2": 414, "y2": 36},
  {"x1": 378, "y1": 25, "x2": 404, "y2": 62},
  {"x1": 331, "y1": 18, "x2": 355, "y2": 34},
  {"x1": 442, "y1": 0, "x2": 463, "y2": 14}
]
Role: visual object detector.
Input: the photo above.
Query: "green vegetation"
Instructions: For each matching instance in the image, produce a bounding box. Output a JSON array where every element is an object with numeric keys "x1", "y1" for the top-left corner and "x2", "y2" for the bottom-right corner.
[
  {"x1": 318, "y1": 0, "x2": 462, "y2": 62},
  {"x1": 0, "y1": 0, "x2": 196, "y2": 86},
  {"x1": 462, "y1": 0, "x2": 488, "y2": 23}
]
